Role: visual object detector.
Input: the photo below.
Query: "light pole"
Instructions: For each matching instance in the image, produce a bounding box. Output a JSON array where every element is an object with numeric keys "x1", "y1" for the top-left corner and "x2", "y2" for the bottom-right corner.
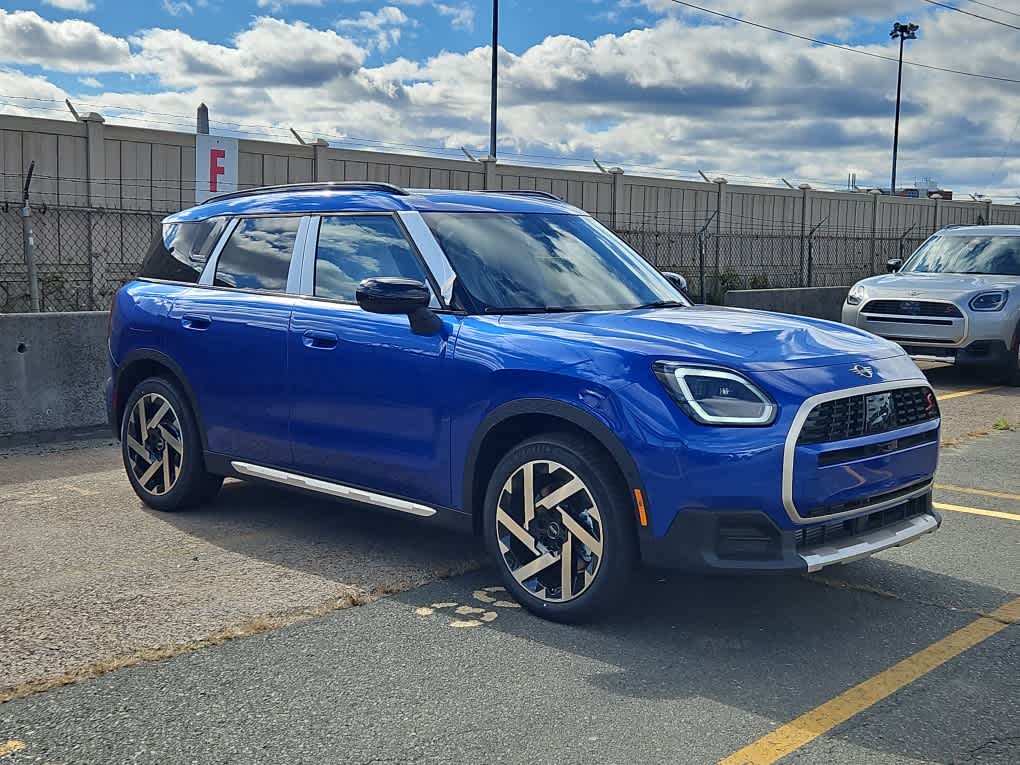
[
  {"x1": 489, "y1": 0, "x2": 499, "y2": 160},
  {"x1": 889, "y1": 21, "x2": 918, "y2": 195}
]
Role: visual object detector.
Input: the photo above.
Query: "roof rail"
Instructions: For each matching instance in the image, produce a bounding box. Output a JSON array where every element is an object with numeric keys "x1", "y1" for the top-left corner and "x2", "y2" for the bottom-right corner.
[
  {"x1": 476, "y1": 189, "x2": 563, "y2": 201},
  {"x1": 201, "y1": 181, "x2": 409, "y2": 205}
]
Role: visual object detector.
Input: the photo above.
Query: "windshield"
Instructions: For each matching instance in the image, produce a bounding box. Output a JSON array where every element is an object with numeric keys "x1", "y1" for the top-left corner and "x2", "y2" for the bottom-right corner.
[
  {"x1": 422, "y1": 212, "x2": 688, "y2": 312},
  {"x1": 903, "y1": 235, "x2": 1020, "y2": 275}
]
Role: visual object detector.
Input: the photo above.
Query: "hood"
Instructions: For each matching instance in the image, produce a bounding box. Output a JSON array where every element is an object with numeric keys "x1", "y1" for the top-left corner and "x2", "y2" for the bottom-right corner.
[
  {"x1": 497, "y1": 306, "x2": 904, "y2": 371},
  {"x1": 858, "y1": 271, "x2": 1020, "y2": 298}
]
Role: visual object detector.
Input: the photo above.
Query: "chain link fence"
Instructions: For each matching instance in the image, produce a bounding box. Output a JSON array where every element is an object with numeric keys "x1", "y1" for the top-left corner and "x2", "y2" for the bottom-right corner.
[
  {"x1": 1, "y1": 205, "x2": 162, "y2": 313},
  {"x1": 0, "y1": 204, "x2": 950, "y2": 312}
]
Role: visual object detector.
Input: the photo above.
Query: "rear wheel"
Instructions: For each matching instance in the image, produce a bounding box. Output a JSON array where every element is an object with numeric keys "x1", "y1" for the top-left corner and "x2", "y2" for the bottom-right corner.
[
  {"x1": 482, "y1": 433, "x2": 636, "y2": 622},
  {"x1": 121, "y1": 377, "x2": 222, "y2": 511}
]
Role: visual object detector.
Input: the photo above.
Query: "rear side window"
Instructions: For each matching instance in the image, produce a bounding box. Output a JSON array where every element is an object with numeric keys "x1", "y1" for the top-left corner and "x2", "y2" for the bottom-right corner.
[
  {"x1": 313, "y1": 215, "x2": 429, "y2": 302},
  {"x1": 139, "y1": 218, "x2": 226, "y2": 284},
  {"x1": 214, "y1": 217, "x2": 301, "y2": 292}
]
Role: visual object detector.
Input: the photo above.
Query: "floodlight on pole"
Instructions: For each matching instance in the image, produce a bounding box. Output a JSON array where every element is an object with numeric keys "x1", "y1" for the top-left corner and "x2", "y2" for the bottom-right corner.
[{"x1": 889, "y1": 21, "x2": 919, "y2": 195}]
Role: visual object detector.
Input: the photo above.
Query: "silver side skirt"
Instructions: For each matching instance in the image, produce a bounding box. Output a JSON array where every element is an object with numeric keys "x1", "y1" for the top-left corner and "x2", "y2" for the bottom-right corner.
[
  {"x1": 799, "y1": 513, "x2": 938, "y2": 573},
  {"x1": 230, "y1": 461, "x2": 437, "y2": 518}
]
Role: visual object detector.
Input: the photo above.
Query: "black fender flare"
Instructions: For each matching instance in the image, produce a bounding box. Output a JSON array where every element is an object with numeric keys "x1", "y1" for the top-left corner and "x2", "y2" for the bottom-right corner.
[
  {"x1": 461, "y1": 398, "x2": 647, "y2": 525},
  {"x1": 114, "y1": 349, "x2": 208, "y2": 449}
]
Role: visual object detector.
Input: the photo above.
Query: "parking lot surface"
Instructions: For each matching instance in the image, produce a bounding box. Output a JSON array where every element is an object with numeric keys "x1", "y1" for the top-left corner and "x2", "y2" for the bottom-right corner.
[{"x1": 1, "y1": 366, "x2": 1018, "y2": 764}]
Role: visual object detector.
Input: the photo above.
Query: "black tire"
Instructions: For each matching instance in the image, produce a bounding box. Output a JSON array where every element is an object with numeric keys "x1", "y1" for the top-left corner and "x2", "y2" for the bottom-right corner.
[
  {"x1": 120, "y1": 376, "x2": 223, "y2": 511},
  {"x1": 1000, "y1": 333, "x2": 1020, "y2": 387},
  {"x1": 482, "y1": 432, "x2": 637, "y2": 623}
]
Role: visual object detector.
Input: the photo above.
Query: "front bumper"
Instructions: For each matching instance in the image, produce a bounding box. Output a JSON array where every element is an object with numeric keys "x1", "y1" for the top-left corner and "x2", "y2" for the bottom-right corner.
[{"x1": 640, "y1": 492, "x2": 940, "y2": 573}]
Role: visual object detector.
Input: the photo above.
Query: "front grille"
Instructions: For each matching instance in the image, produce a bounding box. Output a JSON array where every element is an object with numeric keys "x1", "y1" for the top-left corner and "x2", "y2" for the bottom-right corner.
[
  {"x1": 801, "y1": 479, "x2": 931, "y2": 518},
  {"x1": 798, "y1": 386, "x2": 939, "y2": 445},
  {"x1": 794, "y1": 492, "x2": 930, "y2": 549},
  {"x1": 862, "y1": 299, "x2": 962, "y2": 317}
]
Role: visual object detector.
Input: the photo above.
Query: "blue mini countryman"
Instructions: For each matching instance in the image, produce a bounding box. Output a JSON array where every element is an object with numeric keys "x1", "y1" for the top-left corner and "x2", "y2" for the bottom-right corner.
[{"x1": 108, "y1": 182, "x2": 941, "y2": 621}]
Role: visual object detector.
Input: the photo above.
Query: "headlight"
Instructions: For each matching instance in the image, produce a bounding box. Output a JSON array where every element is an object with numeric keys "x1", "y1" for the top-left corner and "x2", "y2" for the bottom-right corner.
[
  {"x1": 846, "y1": 284, "x2": 866, "y2": 306},
  {"x1": 653, "y1": 363, "x2": 777, "y2": 426},
  {"x1": 969, "y1": 291, "x2": 1008, "y2": 312}
]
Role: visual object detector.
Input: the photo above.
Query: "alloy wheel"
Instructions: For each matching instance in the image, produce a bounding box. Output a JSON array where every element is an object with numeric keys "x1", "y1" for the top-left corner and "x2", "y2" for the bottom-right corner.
[
  {"x1": 125, "y1": 393, "x2": 185, "y2": 496},
  {"x1": 495, "y1": 460, "x2": 604, "y2": 603}
]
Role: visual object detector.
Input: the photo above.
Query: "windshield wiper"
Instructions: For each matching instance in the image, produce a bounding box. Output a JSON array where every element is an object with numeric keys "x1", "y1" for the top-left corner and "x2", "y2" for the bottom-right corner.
[{"x1": 635, "y1": 300, "x2": 687, "y2": 309}]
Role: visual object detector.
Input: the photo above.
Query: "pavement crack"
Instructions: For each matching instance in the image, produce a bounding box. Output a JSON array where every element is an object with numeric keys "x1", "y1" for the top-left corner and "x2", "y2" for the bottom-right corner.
[{"x1": 802, "y1": 574, "x2": 1017, "y2": 627}]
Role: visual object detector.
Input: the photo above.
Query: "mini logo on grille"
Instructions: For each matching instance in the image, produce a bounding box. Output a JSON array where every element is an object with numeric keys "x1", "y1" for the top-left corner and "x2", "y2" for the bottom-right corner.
[
  {"x1": 909, "y1": 290, "x2": 921, "y2": 297},
  {"x1": 850, "y1": 364, "x2": 874, "y2": 378}
]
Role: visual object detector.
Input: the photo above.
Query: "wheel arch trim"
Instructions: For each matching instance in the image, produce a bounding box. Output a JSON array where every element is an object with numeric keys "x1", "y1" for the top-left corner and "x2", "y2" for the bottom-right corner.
[
  {"x1": 462, "y1": 398, "x2": 647, "y2": 528},
  {"x1": 114, "y1": 349, "x2": 207, "y2": 449}
]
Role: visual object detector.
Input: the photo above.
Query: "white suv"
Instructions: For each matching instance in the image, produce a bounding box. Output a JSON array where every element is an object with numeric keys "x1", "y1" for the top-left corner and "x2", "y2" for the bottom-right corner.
[{"x1": 843, "y1": 225, "x2": 1020, "y2": 385}]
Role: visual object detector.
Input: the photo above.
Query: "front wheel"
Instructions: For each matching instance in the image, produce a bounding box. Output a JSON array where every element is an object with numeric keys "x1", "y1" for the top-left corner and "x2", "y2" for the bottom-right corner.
[{"x1": 482, "y1": 433, "x2": 637, "y2": 622}]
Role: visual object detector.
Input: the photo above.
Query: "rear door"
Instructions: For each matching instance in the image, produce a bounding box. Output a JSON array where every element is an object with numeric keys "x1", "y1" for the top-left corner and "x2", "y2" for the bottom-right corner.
[
  {"x1": 166, "y1": 215, "x2": 306, "y2": 468},
  {"x1": 288, "y1": 213, "x2": 457, "y2": 508}
]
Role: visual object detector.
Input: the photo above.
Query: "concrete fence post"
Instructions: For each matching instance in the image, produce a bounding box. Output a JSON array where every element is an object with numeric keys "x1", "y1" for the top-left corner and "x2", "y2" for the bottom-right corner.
[
  {"x1": 311, "y1": 139, "x2": 331, "y2": 182},
  {"x1": 82, "y1": 112, "x2": 107, "y2": 208},
  {"x1": 713, "y1": 177, "x2": 726, "y2": 299},
  {"x1": 609, "y1": 167, "x2": 625, "y2": 230},
  {"x1": 869, "y1": 189, "x2": 882, "y2": 273},
  {"x1": 482, "y1": 157, "x2": 498, "y2": 191}
]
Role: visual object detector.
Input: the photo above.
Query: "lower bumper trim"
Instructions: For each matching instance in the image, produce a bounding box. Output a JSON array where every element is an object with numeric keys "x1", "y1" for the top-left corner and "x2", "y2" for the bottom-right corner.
[{"x1": 799, "y1": 513, "x2": 938, "y2": 573}]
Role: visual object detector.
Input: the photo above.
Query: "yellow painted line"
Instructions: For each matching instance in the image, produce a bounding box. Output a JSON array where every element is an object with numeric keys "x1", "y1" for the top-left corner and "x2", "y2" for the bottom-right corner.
[
  {"x1": 934, "y1": 501, "x2": 1020, "y2": 522},
  {"x1": 936, "y1": 483, "x2": 1020, "y2": 503},
  {"x1": 0, "y1": 740, "x2": 25, "y2": 757},
  {"x1": 716, "y1": 597, "x2": 1020, "y2": 765},
  {"x1": 936, "y1": 386, "x2": 1001, "y2": 401}
]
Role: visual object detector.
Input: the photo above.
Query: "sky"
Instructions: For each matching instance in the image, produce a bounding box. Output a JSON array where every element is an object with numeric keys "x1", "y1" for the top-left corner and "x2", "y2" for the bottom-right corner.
[{"x1": 0, "y1": 0, "x2": 1018, "y2": 199}]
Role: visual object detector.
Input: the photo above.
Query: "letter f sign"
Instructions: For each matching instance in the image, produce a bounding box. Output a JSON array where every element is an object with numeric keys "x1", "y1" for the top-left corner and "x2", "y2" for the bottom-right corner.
[{"x1": 209, "y1": 149, "x2": 226, "y2": 193}]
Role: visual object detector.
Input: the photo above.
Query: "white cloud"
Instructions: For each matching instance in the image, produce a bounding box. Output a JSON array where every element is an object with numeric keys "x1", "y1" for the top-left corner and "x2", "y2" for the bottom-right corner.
[
  {"x1": 161, "y1": 0, "x2": 194, "y2": 16},
  {"x1": 41, "y1": 0, "x2": 95, "y2": 11},
  {"x1": 78, "y1": 75, "x2": 102, "y2": 87},
  {"x1": 436, "y1": 3, "x2": 474, "y2": 31},
  {"x1": 0, "y1": 7, "x2": 1017, "y2": 197},
  {"x1": 337, "y1": 6, "x2": 411, "y2": 51}
]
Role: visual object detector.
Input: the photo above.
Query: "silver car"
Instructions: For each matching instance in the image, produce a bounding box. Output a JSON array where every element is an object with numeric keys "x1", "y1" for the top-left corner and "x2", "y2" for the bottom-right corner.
[{"x1": 843, "y1": 225, "x2": 1020, "y2": 385}]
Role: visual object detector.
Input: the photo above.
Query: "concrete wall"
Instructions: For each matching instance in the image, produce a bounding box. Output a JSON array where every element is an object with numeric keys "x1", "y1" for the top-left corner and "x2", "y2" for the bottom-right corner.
[
  {"x1": 723, "y1": 287, "x2": 851, "y2": 323},
  {"x1": 0, "y1": 311, "x2": 109, "y2": 436}
]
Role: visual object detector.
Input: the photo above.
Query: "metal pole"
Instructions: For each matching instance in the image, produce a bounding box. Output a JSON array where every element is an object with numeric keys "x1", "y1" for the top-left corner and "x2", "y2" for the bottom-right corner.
[
  {"x1": 891, "y1": 35, "x2": 905, "y2": 195},
  {"x1": 489, "y1": 0, "x2": 498, "y2": 160},
  {"x1": 21, "y1": 161, "x2": 40, "y2": 312}
]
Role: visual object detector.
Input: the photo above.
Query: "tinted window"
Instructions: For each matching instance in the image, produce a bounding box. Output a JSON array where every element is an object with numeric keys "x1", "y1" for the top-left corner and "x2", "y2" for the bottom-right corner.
[
  {"x1": 214, "y1": 217, "x2": 300, "y2": 291},
  {"x1": 314, "y1": 215, "x2": 429, "y2": 302},
  {"x1": 904, "y1": 235, "x2": 1020, "y2": 275},
  {"x1": 139, "y1": 218, "x2": 226, "y2": 284},
  {"x1": 423, "y1": 212, "x2": 683, "y2": 312}
]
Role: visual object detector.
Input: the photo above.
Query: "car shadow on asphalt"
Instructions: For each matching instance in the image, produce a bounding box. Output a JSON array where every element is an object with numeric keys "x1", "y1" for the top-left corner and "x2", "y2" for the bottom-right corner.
[{"x1": 390, "y1": 563, "x2": 1018, "y2": 765}]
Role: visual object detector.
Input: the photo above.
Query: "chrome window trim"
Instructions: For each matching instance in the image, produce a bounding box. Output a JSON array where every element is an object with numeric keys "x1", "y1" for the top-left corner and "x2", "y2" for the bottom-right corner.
[
  {"x1": 230, "y1": 461, "x2": 437, "y2": 517},
  {"x1": 198, "y1": 217, "x2": 239, "y2": 286},
  {"x1": 798, "y1": 512, "x2": 938, "y2": 572},
  {"x1": 397, "y1": 210, "x2": 457, "y2": 308},
  {"x1": 782, "y1": 380, "x2": 939, "y2": 524}
]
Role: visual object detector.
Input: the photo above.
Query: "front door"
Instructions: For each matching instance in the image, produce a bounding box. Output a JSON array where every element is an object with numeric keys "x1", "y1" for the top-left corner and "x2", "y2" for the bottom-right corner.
[{"x1": 288, "y1": 214, "x2": 457, "y2": 508}]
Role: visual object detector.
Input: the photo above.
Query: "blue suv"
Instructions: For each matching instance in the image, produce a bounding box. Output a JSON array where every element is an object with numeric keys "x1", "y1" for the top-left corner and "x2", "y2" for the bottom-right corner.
[{"x1": 108, "y1": 182, "x2": 941, "y2": 621}]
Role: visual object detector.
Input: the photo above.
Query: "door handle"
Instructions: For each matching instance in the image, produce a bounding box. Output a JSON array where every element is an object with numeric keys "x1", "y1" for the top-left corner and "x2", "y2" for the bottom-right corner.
[
  {"x1": 302, "y1": 329, "x2": 338, "y2": 350},
  {"x1": 181, "y1": 314, "x2": 212, "y2": 330}
]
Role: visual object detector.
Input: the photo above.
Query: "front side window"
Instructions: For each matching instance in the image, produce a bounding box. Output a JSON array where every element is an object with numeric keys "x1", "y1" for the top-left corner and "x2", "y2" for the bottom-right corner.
[
  {"x1": 904, "y1": 235, "x2": 1020, "y2": 275},
  {"x1": 214, "y1": 217, "x2": 300, "y2": 291},
  {"x1": 140, "y1": 218, "x2": 227, "y2": 284},
  {"x1": 422, "y1": 213, "x2": 686, "y2": 313},
  {"x1": 314, "y1": 215, "x2": 429, "y2": 302}
]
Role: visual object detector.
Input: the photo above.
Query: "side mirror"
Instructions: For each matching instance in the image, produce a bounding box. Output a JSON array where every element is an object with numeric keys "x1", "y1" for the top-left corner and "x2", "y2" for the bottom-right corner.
[
  {"x1": 356, "y1": 277, "x2": 441, "y2": 335},
  {"x1": 662, "y1": 271, "x2": 689, "y2": 295},
  {"x1": 886, "y1": 258, "x2": 903, "y2": 273}
]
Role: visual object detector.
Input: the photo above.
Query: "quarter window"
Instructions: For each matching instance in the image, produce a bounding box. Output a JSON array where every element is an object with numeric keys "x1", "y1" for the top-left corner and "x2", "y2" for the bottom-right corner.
[
  {"x1": 214, "y1": 217, "x2": 300, "y2": 292},
  {"x1": 313, "y1": 215, "x2": 429, "y2": 302},
  {"x1": 140, "y1": 218, "x2": 227, "y2": 284}
]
